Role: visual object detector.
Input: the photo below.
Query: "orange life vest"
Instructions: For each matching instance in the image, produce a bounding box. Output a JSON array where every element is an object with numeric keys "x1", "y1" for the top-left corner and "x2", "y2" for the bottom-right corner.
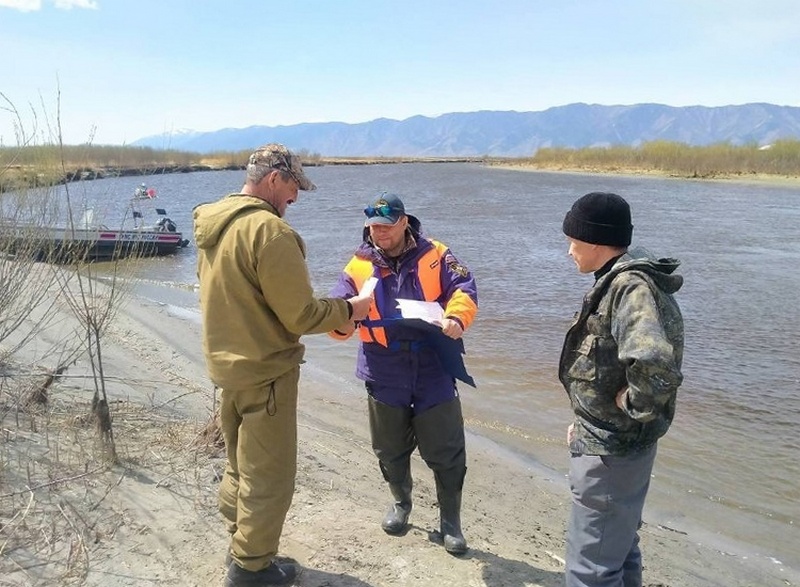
[{"x1": 344, "y1": 241, "x2": 448, "y2": 347}]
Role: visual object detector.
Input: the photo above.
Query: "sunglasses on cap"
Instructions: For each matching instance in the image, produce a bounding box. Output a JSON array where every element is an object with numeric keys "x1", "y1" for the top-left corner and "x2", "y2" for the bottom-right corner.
[{"x1": 364, "y1": 204, "x2": 396, "y2": 218}]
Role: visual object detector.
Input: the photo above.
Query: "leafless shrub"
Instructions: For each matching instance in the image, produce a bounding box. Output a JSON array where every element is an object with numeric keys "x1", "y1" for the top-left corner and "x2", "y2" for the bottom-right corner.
[
  {"x1": 0, "y1": 163, "x2": 64, "y2": 365},
  {"x1": 17, "y1": 364, "x2": 71, "y2": 409},
  {"x1": 53, "y1": 230, "x2": 141, "y2": 463},
  {"x1": 0, "y1": 376, "x2": 220, "y2": 586},
  {"x1": 0, "y1": 91, "x2": 222, "y2": 587}
]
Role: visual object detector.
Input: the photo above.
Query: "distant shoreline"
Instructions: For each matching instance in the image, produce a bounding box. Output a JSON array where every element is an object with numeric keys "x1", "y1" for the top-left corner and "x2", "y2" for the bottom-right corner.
[
  {"x1": 59, "y1": 159, "x2": 800, "y2": 188},
  {"x1": 0, "y1": 158, "x2": 486, "y2": 194},
  {"x1": 488, "y1": 161, "x2": 800, "y2": 187},
  {"x1": 4, "y1": 157, "x2": 799, "y2": 194}
]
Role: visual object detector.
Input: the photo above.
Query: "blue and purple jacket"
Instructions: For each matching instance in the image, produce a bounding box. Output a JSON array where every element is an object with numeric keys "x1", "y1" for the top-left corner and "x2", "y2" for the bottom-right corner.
[{"x1": 330, "y1": 218, "x2": 478, "y2": 391}]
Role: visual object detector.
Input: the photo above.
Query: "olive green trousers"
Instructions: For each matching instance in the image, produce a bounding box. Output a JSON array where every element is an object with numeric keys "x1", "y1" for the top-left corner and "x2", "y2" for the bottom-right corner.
[{"x1": 218, "y1": 366, "x2": 300, "y2": 572}]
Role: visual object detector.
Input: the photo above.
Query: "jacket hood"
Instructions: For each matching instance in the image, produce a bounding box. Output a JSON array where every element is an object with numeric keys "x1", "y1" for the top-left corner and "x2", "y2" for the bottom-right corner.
[
  {"x1": 193, "y1": 194, "x2": 277, "y2": 250},
  {"x1": 614, "y1": 246, "x2": 683, "y2": 294}
]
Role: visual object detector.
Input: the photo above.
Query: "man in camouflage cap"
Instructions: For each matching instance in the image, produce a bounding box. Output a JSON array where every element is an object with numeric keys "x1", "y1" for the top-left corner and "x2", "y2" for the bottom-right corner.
[
  {"x1": 248, "y1": 143, "x2": 317, "y2": 192},
  {"x1": 193, "y1": 143, "x2": 371, "y2": 586},
  {"x1": 559, "y1": 192, "x2": 684, "y2": 587}
]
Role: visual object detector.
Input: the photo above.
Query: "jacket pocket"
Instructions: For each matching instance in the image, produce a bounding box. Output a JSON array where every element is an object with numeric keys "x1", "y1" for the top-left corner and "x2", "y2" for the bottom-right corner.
[{"x1": 568, "y1": 334, "x2": 597, "y2": 382}]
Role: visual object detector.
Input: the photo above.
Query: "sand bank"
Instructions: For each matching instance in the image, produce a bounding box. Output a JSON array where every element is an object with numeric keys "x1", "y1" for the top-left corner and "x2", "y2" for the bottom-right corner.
[
  {"x1": 489, "y1": 162, "x2": 800, "y2": 187},
  {"x1": 1, "y1": 277, "x2": 796, "y2": 587}
]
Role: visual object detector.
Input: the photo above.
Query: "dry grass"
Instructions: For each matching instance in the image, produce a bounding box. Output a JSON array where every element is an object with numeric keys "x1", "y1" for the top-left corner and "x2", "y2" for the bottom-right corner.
[
  {"x1": 501, "y1": 139, "x2": 800, "y2": 179},
  {"x1": 0, "y1": 144, "x2": 488, "y2": 194},
  {"x1": 0, "y1": 362, "x2": 222, "y2": 586}
]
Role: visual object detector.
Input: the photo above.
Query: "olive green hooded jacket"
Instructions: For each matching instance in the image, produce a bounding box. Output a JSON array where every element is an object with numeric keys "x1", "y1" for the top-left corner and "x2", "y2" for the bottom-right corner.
[
  {"x1": 559, "y1": 247, "x2": 685, "y2": 456},
  {"x1": 193, "y1": 194, "x2": 350, "y2": 390}
]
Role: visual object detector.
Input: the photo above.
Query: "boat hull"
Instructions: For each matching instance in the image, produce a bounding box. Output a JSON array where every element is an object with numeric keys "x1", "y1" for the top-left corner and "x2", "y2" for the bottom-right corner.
[{"x1": 2, "y1": 226, "x2": 188, "y2": 263}]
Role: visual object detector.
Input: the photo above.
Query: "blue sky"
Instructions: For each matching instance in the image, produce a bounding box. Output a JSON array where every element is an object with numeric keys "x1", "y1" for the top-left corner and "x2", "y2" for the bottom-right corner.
[{"x1": 1, "y1": 0, "x2": 798, "y2": 146}]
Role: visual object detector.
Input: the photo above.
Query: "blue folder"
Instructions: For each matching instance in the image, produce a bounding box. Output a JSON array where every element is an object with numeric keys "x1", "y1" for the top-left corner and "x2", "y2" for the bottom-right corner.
[{"x1": 400, "y1": 318, "x2": 476, "y2": 388}]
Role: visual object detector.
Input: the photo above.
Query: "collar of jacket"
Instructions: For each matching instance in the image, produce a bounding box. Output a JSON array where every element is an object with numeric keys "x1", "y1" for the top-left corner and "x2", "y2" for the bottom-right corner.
[
  {"x1": 593, "y1": 253, "x2": 624, "y2": 282},
  {"x1": 227, "y1": 193, "x2": 280, "y2": 217}
]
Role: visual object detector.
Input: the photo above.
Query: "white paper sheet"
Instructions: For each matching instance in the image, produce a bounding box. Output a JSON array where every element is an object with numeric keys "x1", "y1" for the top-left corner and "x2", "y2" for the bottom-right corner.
[
  {"x1": 359, "y1": 276, "x2": 378, "y2": 297},
  {"x1": 396, "y1": 299, "x2": 444, "y2": 325}
]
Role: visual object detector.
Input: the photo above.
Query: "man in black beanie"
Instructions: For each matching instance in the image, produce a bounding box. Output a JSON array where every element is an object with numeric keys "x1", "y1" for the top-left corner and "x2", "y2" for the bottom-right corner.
[{"x1": 559, "y1": 192, "x2": 685, "y2": 587}]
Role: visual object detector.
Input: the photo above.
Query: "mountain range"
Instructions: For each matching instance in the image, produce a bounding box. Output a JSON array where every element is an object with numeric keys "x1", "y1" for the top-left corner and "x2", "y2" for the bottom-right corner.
[{"x1": 132, "y1": 103, "x2": 800, "y2": 157}]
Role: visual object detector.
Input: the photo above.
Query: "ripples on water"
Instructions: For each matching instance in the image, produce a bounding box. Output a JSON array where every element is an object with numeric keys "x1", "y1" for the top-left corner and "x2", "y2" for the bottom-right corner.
[{"x1": 50, "y1": 164, "x2": 800, "y2": 572}]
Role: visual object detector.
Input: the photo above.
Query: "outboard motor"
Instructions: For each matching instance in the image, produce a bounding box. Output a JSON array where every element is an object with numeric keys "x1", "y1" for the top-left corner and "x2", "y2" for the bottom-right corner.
[{"x1": 155, "y1": 217, "x2": 178, "y2": 232}]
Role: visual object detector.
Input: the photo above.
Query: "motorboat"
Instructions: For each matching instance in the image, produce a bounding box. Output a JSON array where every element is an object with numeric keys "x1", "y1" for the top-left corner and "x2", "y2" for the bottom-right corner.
[
  {"x1": 133, "y1": 183, "x2": 157, "y2": 200},
  {"x1": 1, "y1": 204, "x2": 190, "y2": 263}
]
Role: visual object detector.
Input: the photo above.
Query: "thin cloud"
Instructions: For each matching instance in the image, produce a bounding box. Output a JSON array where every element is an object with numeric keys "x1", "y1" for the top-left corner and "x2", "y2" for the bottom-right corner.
[
  {"x1": 0, "y1": 0, "x2": 98, "y2": 10},
  {"x1": 54, "y1": 0, "x2": 98, "y2": 8},
  {"x1": 0, "y1": 0, "x2": 42, "y2": 11}
]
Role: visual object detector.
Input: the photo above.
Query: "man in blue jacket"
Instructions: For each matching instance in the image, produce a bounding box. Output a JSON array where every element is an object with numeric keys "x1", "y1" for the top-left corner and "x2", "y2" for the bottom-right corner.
[{"x1": 330, "y1": 192, "x2": 478, "y2": 555}]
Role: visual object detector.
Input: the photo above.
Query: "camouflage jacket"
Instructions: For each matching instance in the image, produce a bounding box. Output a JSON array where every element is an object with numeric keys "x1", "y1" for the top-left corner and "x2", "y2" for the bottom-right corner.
[{"x1": 559, "y1": 247, "x2": 685, "y2": 456}]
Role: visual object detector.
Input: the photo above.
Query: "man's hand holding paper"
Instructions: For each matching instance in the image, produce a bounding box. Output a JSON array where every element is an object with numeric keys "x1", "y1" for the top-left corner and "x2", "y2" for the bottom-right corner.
[
  {"x1": 344, "y1": 276, "x2": 378, "y2": 328},
  {"x1": 440, "y1": 318, "x2": 464, "y2": 339}
]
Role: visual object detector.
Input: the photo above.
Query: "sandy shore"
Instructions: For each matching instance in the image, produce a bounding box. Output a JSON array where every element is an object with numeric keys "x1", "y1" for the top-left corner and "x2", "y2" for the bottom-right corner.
[
  {"x1": 489, "y1": 162, "x2": 800, "y2": 187},
  {"x1": 1, "y1": 276, "x2": 797, "y2": 587}
]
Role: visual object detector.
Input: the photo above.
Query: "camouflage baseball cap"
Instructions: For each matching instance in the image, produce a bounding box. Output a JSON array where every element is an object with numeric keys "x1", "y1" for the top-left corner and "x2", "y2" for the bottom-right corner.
[{"x1": 248, "y1": 143, "x2": 317, "y2": 191}]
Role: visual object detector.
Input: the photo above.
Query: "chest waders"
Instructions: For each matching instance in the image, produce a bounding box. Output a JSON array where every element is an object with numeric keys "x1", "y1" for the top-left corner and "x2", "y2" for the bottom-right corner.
[{"x1": 368, "y1": 393, "x2": 468, "y2": 555}]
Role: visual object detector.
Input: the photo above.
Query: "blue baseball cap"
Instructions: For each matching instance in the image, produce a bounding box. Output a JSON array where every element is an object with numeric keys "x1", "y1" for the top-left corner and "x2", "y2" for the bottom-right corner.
[{"x1": 364, "y1": 193, "x2": 406, "y2": 226}]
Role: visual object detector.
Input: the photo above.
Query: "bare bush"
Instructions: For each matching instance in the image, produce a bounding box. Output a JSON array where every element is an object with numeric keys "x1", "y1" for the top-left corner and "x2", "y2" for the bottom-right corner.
[
  {"x1": 0, "y1": 98, "x2": 72, "y2": 370},
  {"x1": 0, "y1": 380, "x2": 218, "y2": 587}
]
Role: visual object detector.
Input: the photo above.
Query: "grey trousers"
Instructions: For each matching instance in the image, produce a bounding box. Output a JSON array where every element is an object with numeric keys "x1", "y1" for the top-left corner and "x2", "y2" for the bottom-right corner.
[{"x1": 565, "y1": 444, "x2": 657, "y2": 587}]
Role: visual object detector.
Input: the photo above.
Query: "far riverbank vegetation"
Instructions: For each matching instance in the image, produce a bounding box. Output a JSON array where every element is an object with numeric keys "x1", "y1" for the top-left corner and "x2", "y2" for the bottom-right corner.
[
  {"x1": 2, "y1": 140, "x2": 800, "y2": 194},
  {"x1": 0, "y1": 143, "x2": 484, "y2": 193},
  {"x1": 505, "y1": 139, "x2": 800, "y2": 180}
]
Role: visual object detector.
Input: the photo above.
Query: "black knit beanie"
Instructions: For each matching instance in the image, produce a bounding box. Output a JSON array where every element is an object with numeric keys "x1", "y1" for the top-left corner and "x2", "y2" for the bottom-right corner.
[{"x1": 562, "y1": 192, "x2": 633, "y2": 247}]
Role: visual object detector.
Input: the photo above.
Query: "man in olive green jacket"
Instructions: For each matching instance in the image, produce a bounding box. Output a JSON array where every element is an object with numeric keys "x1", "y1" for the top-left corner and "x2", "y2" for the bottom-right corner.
[{"x1": 194, "y1": 144, "x2": 371, "y2": 587}]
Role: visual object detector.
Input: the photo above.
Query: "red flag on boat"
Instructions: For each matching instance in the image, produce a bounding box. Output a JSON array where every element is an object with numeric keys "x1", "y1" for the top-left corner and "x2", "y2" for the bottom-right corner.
[{"x1": 146, "y1": 188, "x2": 157, "y2": 198}]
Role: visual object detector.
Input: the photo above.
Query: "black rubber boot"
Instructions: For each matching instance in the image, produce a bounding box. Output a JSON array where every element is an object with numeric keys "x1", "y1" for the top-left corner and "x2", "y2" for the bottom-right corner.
[
  {"x1": 412, "y1": 398, "x2": 469, "y2": 555},
  {"x1": 225, "y1": 560, "x2": 296, "y2": 586},
  {"x1": 435, "y1": 467, "x2": 468, "y2": 555},
  {"x1": 368, "y1": 394, "x2": 416, "y2": 535},
  {"x1": 381, "y1": 474, "x2": 413, "y2": 534}
]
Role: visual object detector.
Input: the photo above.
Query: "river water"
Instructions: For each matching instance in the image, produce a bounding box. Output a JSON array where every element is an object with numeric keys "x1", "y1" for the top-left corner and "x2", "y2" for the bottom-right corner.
[{"x1": 53, "y1": 163, "x2": 800, "y2": 576}]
